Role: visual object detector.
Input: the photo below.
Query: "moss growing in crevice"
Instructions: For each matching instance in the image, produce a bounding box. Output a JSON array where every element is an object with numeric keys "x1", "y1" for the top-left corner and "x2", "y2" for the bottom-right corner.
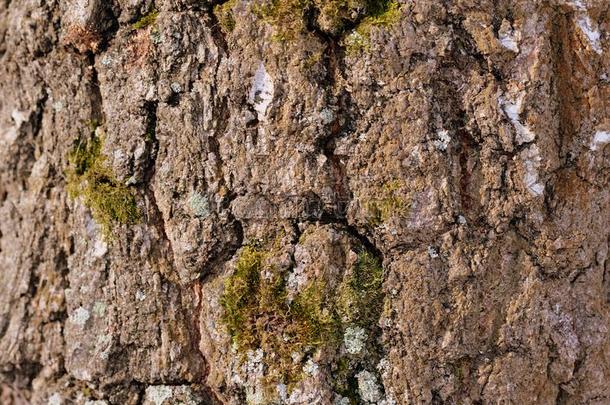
[
  {"x1": 66, "y1": 128, "x2": 140, "y2": 238},
  {"x1": 343, "y1": 0, "x2": 401, "y2": 54},
  {"x1": 256, "y1": 0, "x2": 401, "y2": 42},
  {"x1": 221, "y1": 244, "x2": 340, "y2": 385},
  {"x1": 132, "y1": 9, "x2": 159, "y2": 30},
  {"x1": 220, "y1": 240, "x2": 386, "y2": 401},
  {"x1": 214, "y1": 0, "x2": 238, "y2": 34}
]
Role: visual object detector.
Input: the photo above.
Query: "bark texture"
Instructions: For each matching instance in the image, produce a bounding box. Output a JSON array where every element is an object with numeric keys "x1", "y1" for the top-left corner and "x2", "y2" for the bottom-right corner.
[{"x1": 1, "y1": 0, "x2": 609, "y2": 404}]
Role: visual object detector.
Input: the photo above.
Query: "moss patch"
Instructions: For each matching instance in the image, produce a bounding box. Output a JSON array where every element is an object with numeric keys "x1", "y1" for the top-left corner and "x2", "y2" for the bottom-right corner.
[
  {"x1": 344, "y1": 0, "x2": 401, "y2": 54},
  {"x1": 66, "y1": 130, "x2": 140, "y2": 238},
  {"x1": 221, "y1": 242, "x2": 385, "y2": 400},
  {"x1": 257, "y1": 0, "x2": 401, "y2": 41},
  {"x1": 366, "y1": 180, "x2": 409, "y2": 226},
  {"x1": 214, "y1": 0, "x2": 238, "y2": 34},
  {"x1": 132, "y1": 9, "x2": 159, "y2": 30}
]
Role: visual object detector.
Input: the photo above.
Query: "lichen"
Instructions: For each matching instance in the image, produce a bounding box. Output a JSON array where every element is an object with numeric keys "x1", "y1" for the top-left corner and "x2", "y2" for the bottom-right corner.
[
  {"x1": 214, "y1": 0, "x2": 238, "y2": 34},
  {"x1": 132, "y1": 9, "x2": 159, "y2": 30},
  {"x1": 343, "y1": 326, "x2": 367, "y2": 355},
  {"x1": 66, "y1": 128, "x2": 140, "y2": 238},
  {"x1": 221, "y1": 242, "x2": 386, "y2": 402},
  {"x1": 356, "y1": 370, "x2": 383, "y2": 403},
  {"x1": 188, "y1": 192, "x2": 210, "y2": 218}
]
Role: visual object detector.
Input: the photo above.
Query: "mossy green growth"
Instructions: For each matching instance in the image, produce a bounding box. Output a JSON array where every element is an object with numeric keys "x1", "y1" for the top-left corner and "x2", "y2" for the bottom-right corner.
[
  {"x1": 221, "y1": 245, "x2": 341, "y2": 385},
  {"x1": 221, "y1": 242, "x2": 385, "y2": 398},
  {"x1": 337, "y1": 251, "x2": 384, "y2": 327},
  {"x1": 256, "y1": 0, "x2": 401, "y2": 41},
  {"x1": 66, "y1": 131, "x2": 140, "y2": 238},
  {"x1": 344, "y1": 0, "x2": 401, "y2": 54},
  {"x1": 214, "y1": 0, "x2": 238, "y2": 34},
  {"x1": 132, "y1": 9, "x2": 159, "y2": 30},
  {"x1": 366, "y1": 179, "x2": 409, "y2": 226}
]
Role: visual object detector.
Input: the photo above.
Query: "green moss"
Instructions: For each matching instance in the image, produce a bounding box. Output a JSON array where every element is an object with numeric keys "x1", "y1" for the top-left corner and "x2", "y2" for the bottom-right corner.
[
  {"x1": 337, "y1": 251, "x2": 384, "y2": 327},
  {"x1": 214, "y1": 0, "x2": 238, "y2": 34},
  {"x1": 256, "y1": 0, "x2": 401, "y2": 42},
  {"x1": 220, "y1": 241, "x2": 385, "y2": 400},
  {"x1": 132, "y1": 9, "x2": 159, "y2": 30},
  {"x1": 221, "y1": 244, "x2": 340, "y2": 385},
  {"x1": 366, "y1": 180, "x2": 409, "y2": 226},
  {"x1": 66, "y1": 130, "x2": 140, "y2": 238},
  {"x1": 344, "y1": 0, "x2": 401, "y2": 54}
]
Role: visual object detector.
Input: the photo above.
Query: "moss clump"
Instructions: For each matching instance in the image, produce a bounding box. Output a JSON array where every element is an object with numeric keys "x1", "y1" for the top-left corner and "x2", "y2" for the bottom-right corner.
[
  {"x1": 366, "y1": 180, "x2": 409, "y2": 226},
  {"x1": 221, "y1": 242, "x2": 385, "y2": 400},
  {"x1": 221, "y1": 245, "x2": 340, "y2": 385},
  {"x1": 66, "y1": 130, "x2": 139, "y2": 238},
  {"x1": 344, "y1": 0, "x2": 401, "y2": 54},
  {"x1": 337, "y1": 251, "x2": 384, "y2": 327},
  {"x1": 214, "y1": 0, "x2": 238, "y2": 34},
  {"x1": 255, "y1": 0, "x2": 310, "y2": 41},
  {"x1": 257, "y1": 0, "x2": 401, "y2": 41},
  {"x1": 132, "y1": 9, "x2": 159, "y2": 30}
]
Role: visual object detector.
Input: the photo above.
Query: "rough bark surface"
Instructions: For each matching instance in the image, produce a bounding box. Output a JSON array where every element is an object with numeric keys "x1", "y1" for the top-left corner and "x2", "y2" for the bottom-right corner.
[{"x1": 1, "y1": 0, "x2": 609, "y2": 404}]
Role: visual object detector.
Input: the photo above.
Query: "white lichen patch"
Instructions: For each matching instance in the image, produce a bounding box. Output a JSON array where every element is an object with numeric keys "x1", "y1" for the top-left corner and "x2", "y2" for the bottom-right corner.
[
  {"x1": 11, "y1": 109, "x2": 28, "y2": 128},
  {"x1": 344, "y1": 325, "x2": 367, "y2": 354},
  {"x1": 246, "y1": 385, "x2": 265, "y2": 405},
  {"x1": 499, "y1": 94, "x2": 535, "y2": 144},
  {"x1": 302, "y1": 358, "x2": 319, "y2": 376},
  {"x1": 521, "y1": 144, "x2": 545, "y2": 196},
  {"x1": 428, "y1": 246, "x2": 439, "y2": 258},
  {"x1": 52, "y1": 100, "x2": 64, "y2": 112},
  {"x1": 320, "y1": 107, "x2": 335, "y2": 125},
  {"x1": 188, "y1": 192, "x2": 210, "y2": 218},
  {"x1": 136, "y1": 290, "x2": 147, "y2": 301},
  {"x1": 70, "y1": 306, "x2": 90, "y2": 327},
  {"x1": 589, "y1": 130, "x2": 610, "y2": 151},
  {"x1": 576, "y1": 14, "x2": 602, "y2": 54},
  {"x1": 246, "y1": 348, "x2": 265, "y2": 376},
  {"x1": 287, "y1": 245, "x2": 311, "y2": 301},
  {"x1": 92, "y1": 301, "x2": 107, "y2": 317},
  {"x1": 277, "y1": 383, "x2": 288, "y2": 402},
  {"x1": 433, "y1": 129, "x2": 451, "y2": 151},
  {"x1": 498, "y1": 19, "x2": 520, "y2": 52},
  {"x1": 92, "y1": 238, "x2": 107, "y2": 258},
  {"x1": 356, "y1": 370, "x2": 383, "y2": 403},
  {"x1": 144, "y1": 385, "x2": 172, "y2": 405},
  {"x1": 333, "y1": 395, "x2": 351, "y2": 405},
  {"x1": 96, "y1": 334, "x2": 112, "y2": 359},
  {"x1": 48, "y1": 393, "x2": 62, "y2": 405},
  {"x1": 249, "y1": 62, "x2": 274, "y2": 121}
]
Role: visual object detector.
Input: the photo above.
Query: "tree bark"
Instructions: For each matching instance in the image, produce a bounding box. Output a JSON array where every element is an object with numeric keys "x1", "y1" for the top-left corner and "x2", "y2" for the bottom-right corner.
[{"x1": 1, "y1": 0, "x2": 608, "y2": 404}]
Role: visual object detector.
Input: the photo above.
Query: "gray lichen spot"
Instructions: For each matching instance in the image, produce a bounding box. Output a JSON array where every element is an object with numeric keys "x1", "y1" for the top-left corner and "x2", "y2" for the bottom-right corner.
[
  {"x1": 320, "y1": 107, "x2": 335, "y2": 125},
  {"x1": 92, "y1": 301, "x2": 107, "y2": 317},
  {"x1": 302, "y1": 358, "x2": 319, "y2": 376},
  {"x1": 144, "y1": 385, "x2": 172, "y2": 405},
  {"x1": 188, "y1": 192, "x2": 210, "y2": 218},
  {"x1": 48, "y1": 393, "x2": 62, "y2": 405},
  {"x1": 70, "y1": 306, "x2": 90, "y2": 327},
  {"x1": 356, "y1": 370, "x2": 383, "y2": 403},
  {"x1": 433, "y1": 129, "x2": 451, "y2": 151},
  {"x1": 344, "y1": 325, "x2": 367, "y2": 355}
]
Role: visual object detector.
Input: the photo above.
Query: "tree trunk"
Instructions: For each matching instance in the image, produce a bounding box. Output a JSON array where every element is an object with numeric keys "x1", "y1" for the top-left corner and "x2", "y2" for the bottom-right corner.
[{"x1": 1, "y1": 0, "x2": 608, "y2": 404}]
